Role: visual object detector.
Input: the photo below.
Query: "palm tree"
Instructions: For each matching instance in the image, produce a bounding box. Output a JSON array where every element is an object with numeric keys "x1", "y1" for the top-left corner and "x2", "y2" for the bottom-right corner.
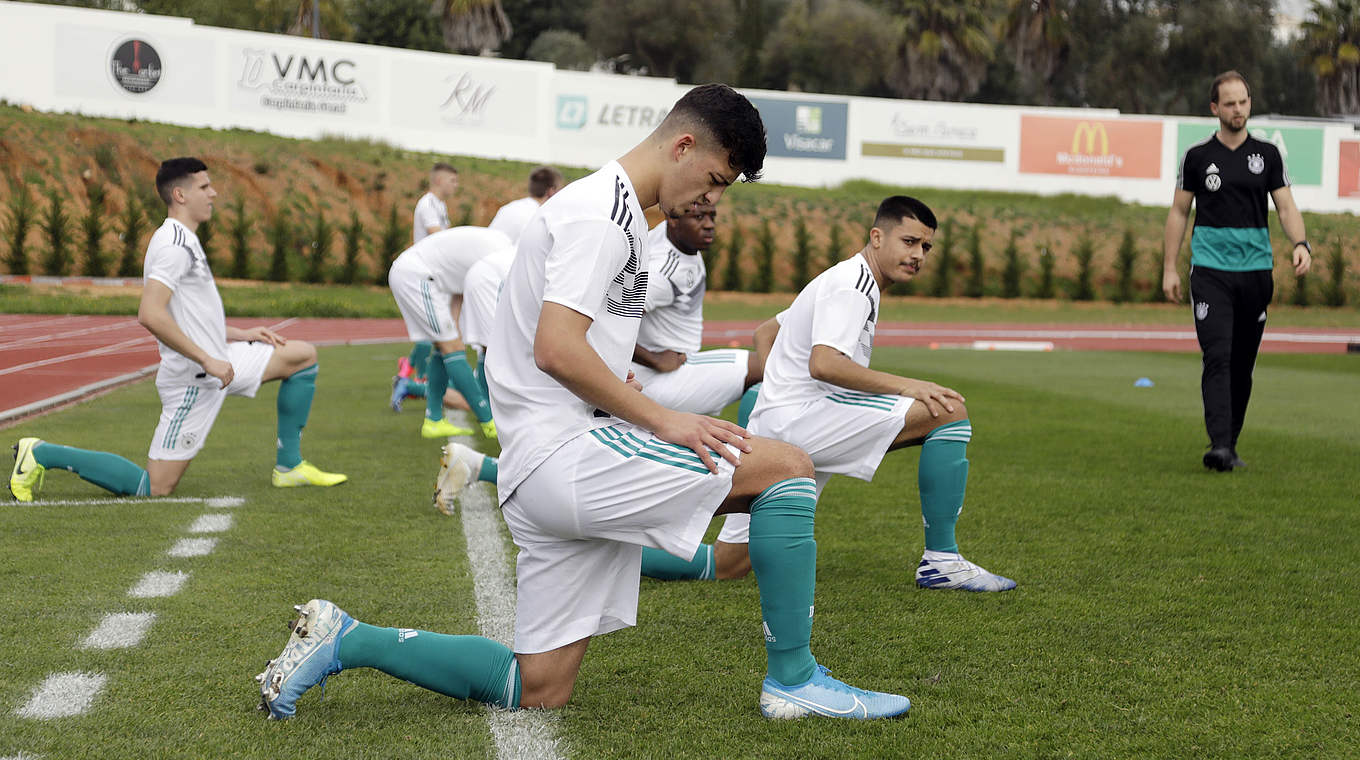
[
  {"x1": 883, "y1": 0, "x2": 999, "y2": 101},
  {"x1": 438, "y1": 0, "x2": 513, "y2": 54},
  {"x1": 1300, "y1": 0, "x2": 1360, "y2": 115},
  {"x1": 999, "y1": 0, "x2": 1070, "y2": 104}
]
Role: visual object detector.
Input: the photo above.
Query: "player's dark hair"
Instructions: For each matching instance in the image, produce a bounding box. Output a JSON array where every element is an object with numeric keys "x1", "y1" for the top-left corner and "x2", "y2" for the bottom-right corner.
[
  {"x1": 155, "y1": 157, "x2": 208, "y2": 205},
  {"x1": 432, "y1": 162, "x2": 458, "y2": 175},
  {"x1": 1210, "y1": 70, "x2": 1249, "y2": 103},
  {"x1": 873, "y1": 196, "x2": 937, "y2": 232},
  {"x1": 528, "y1": 166, "x2": 563, "y2": 198},
  {"x1": 664, "y1": 84, "x2": 766, "y2": 183}
]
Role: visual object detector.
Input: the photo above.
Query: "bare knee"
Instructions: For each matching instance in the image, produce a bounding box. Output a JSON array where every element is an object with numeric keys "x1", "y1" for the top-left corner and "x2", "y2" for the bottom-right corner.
[
  {"x1": 290, "y1": 340, "x2": 318, "y2": 369},
  {"x1": 518, "y1": 681, "x2": 575, "y2": 710},
  {"x1": 730, "y1": 437, "x2": 813, "y2": 500}
]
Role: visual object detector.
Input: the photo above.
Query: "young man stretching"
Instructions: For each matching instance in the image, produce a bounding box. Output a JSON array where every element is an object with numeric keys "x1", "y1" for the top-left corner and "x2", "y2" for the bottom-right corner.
[
  {"x1": 9, "y1": 158, "x2": 345, "y2": 501},
  {"x1": 253, "y1": 84, "x2": 911, "y2": 721}
]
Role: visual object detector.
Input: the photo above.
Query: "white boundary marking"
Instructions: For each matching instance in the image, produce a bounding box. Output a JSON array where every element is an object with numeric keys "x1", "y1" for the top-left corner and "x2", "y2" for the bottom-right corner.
[
  {"x1": 167, "y1": 538, "x2": 217, "y2": 557},
  {"x1": 14, "y1": 496, "x2": 244, "y2": 508},
  {"x1": 206, "y1": 497, "x2": 245, "y2": 508},
  {"x1": 79, "y1": 613, "x2": 156, "y2": 650},
  {"x1": 1, "y1": 752, "x2": 45, "y2": 759},
  {"x1": 457, "y1": 481, "x2": 564, "y2": 760},
  {"x1": 15, "y1": 672, "x2": 106, "y2": 719},
  {"x1": 128, "y1": 570, "x2": 189, "y2": 598},
  {"x1": 187, "y1": 514, "x2": 233, "y2": 533}
]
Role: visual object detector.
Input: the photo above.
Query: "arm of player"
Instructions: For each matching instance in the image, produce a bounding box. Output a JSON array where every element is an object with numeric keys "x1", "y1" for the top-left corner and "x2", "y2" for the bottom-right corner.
[
  {"x1": 808, "y1": 344, "x2": 962, "y2": 418},
  {"x1": 138, "y1": 280, "x2": 234, "y2": 388},
  {"x1": 631, "y1": 344, "x2": 687, "y2": 372},
  {"x1": 1162, "y1": 188, "x2": 1195, "y2": 302},
  {"x1": 536, "y1": 302, "x2": 749, "y2": 472},
  {"x1": 1270, "y1": 186, "x2": 1313, "y2": 276}
]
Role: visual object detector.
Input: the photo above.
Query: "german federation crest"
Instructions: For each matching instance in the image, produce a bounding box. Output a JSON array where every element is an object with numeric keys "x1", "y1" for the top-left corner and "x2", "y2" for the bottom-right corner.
[{"x1": 1247, "y1": 153, "x2": 1265, "y2": 175}]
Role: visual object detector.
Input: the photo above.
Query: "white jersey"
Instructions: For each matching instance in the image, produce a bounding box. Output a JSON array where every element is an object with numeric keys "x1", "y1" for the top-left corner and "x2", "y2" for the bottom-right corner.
[
  {"x1": 142, "y1": 218, "x2": 228, "y2": 384},
  {"x1": 756, "y1": 252, "x2": 880, "y2": 414},
  {"x1": 458, "y1": 246, "x2": 515, "y2": 349},
  {"x1": 412, "y1": 191, "x2": 450, "y2": 243},
  {"x1": 391, "y1": 226, "x2": 513, "y2": 295},
  {"x1": 636, "y1": 222, "x2": 708, "y2": 354},
  {"x1": 488, "y1": 197, "x2": 541, "y2": 243},
  {"x1": 486, "y1": 160, "x2": 649, "y2": 502}
]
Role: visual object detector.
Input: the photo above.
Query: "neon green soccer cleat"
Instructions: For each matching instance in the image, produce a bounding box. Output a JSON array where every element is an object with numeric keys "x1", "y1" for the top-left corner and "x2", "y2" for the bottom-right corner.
[
  {"x1": 272, "y1": 461, "x2": 348, "y2": 488},
  {"x1": 9, "y1": 437, "x2": 46, "y2": 502},
  {"x1": 479, "y1": 420, "x2": 497, "y2": 440},
  {"x1": 421, "y1": 418, "x2": 473, "y2": 438}
]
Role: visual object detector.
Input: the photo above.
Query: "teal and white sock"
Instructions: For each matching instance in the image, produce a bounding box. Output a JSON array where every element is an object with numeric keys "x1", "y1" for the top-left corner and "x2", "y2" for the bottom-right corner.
[
  {"x1": 444, "y1": 352, "x2": 493, "y2": 424},
  {"x1": 919, "y1": 419, "x2": 972, "y2": 554},
  {"x1": 337, "y1": 621, "x2": 520, "y2": 708},
  {"x1": 407, "y1": 342, "x2": 432, "y2": 374},
  {"x1": 425, "y1": 351, "x2": 450, "y2": 422},
  {"x1": 737, "y1": 383, "x2": 761, "y2": 428},
  {"x1": 748, "y1": 477, "x2": 819, "y2": 687},
  {"x1": 32, "y1": 442, "x2": 150, "y2": 496},
  {"x1": 276, "y1": 363, "x2": 317, "y2": 469},
  {"x1": 640, "y1": 544, "x2": 715, "y2": 580},
  {"x1": 451, "y1": 444, "x2": 497, "y2": 484}
]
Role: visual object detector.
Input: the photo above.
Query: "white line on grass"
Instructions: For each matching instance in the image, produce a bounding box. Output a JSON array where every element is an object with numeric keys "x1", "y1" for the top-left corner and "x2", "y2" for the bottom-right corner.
[
  {"x1": 127, "y1": 570, "x2": 189, "y2": 598},
  {"x1": 187, "y1": 514, "x2": 233, "y2": 533},
  {"x1": 14, "y1": 496, "x2": 245, "y2": 508},
  {"x1": 15, "y1": 672, "x2": 106, "y2": 719},
  {"x1": 79, "y1": 613, "x2": 156, "y2": 650},
  {"x1": 167, "y1": 538, "x2": 217, "y2": 557},
  {"x1": 1, "y1": 752, "x2": 45, "y2": 759},
  {"x1": 458, "y1": 481, "x2": 564, "y2": 760},
  {"x1": 205, "y1": 497, "x2": 245, "y2": 508}
]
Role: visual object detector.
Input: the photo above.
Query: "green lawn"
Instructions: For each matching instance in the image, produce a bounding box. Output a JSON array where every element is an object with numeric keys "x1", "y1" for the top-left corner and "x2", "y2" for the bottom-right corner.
[{"x1": 1, "y1": 344, "x2": 1357, "y2": 759}]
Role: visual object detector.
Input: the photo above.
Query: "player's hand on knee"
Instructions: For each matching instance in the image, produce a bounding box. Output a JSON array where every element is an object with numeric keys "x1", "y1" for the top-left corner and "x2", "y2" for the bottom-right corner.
[
  {"x1": 654, "y1": 411, "x2": 750, "y2": 472},
  {"x1": 900, "y1": 379, "x2": 963, "y2": 417},
  {"x1": 204, "y1": 357, "x2": 234, "y2": 389},
  {"x1": 625, "y1": 371, "x2": 643, "y2": 392},
  {"x1": 242, "y1": 325, "x2": 287, "y2": 347}
]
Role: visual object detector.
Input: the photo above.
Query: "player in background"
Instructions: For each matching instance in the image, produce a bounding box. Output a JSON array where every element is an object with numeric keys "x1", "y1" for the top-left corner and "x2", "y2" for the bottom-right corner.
[
  {"x1": 681, "y1": 196, "x2": 1015, "y2": 592},
  {"x1": 9, "y1": 158, "x2": 346, "y2": 502},
  {"x1": 632, "y1": 202, "x2": 763, "y2": 581},
  {"x1": 255, "y1": 84, "x2": 912, "y2": 721},
  {"x1": 489, "y1": 165, "x2": 564, "y2": 243},
  {"x1": 1162, "y1": 70, "x2": 1310, "y2": 472},
  {"x1": 387, "y1": 226, "x2": 511, "y2": 440},
  {"x1": 391, "y1": 162, "x2": 461, "y2": 411}
]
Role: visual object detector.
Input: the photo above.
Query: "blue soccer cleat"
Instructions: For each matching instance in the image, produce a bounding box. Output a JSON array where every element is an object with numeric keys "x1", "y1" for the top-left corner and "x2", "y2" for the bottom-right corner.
[
  {"x1": 390, "y1": 376, "x2": 409, "y2": 412},
  {"x1": 915, "y1": 553, "x2": 1017, "y2": 592},
  {"x1": 760, "y1": 664, "x2": 911, "y2": 720},
  {"x1": 255, "y1": 599, "x2": 354, "y2": 719}
]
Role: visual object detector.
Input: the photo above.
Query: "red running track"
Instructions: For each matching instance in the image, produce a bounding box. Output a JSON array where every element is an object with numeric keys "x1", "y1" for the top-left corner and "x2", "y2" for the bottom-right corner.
[{"x1": 2, "y1": 314, "x2": 1357, "y2": 422}]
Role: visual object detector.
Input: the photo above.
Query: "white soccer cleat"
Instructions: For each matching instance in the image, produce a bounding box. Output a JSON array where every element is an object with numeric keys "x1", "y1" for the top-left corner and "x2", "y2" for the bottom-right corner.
[
  {"x1": 915, "y1": 552, "x2": 1017, "y2": 592},
  {"x1": 433, "y1": 444, "x2": 474, "y2": 516}
]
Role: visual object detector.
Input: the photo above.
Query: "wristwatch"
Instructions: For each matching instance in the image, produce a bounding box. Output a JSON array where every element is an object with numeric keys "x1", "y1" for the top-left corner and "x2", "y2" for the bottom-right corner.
[{"x1": 1293, "y1": 240, "x2": 1312, "y2": 254}]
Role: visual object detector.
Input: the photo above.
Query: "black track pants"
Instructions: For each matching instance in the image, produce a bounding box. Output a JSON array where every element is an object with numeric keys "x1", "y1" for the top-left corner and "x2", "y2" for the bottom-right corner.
[{"x1": 1189, "y1": 266, "x2": 1274, "y2": 449}]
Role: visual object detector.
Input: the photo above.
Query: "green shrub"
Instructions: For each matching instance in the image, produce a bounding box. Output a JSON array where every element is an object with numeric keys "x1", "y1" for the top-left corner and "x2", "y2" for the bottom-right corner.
[
  {"x1": 1035, "y1": 243, "x2": 1056, "y2": 299},
  {"x1": 824, "y1": 223, "x2": 845, "y2": 271},
  {"x1": 1292, "y1": 272, "x2": 1310, "y2": 306},
  {"x1": 340, "y1": 210, "x2": 365, "y2": 285},
  {"x1": 1001, "y1": 227, "x2": 1022, "y2": 299},
  {"x1": 753, "y1": 219, "x2": 775, "y2": 293},
  {"x1": 267, "y1": 209, "x2": 291, "y2": 282},
  {"x1": 40, "y1": 189, "x2": 71, "y2": 276},
  {"x1": 1324, "y1": 238, "x2": 1347, "y2": 307},
  {"x1": 197, "y1": 219, "x2": 215, "y2": 270},
  {"x1": 227, "y1": 196, "x2": 251, "y2": 279},
  {"x1": 1072, "y1": 234, "x2": 1095, "y2": 301},
  {"x1": 3, "y1": 183, "x2": 35, "y2": 275},
  {"x1": 964, "y1": 222, "x2": 984, "y2": 298},
  {"x1": 791, "y1": 216, "x2": 812, "y2": 290},
  {"x1": 1113, "y1": 228, "x2": 1138, "y2": 303},
  {"x1": 116, "y1": 196, "x2": 146, "y2": 277},
  {"x1": 375, "y1": 203, "x2": 405, "y2": 286},
  {"x1": 457, "y1": 202, "x2": 474, "y2": 226},
  {"x1": 721, "y1": 223, "x2": 744, "y2": 291},
  {"x1": 80, "y1": 183, "x2": 109, "y2": 277},
  {"x1": 93, "y1": 143, "x2": 119, "y2": 181},
  {"x1": 304, "y1": 213, "x2": 334, "y2": 284},
  {"x1": 931, "y1": 218, "x2": 953, "y2": 297}
]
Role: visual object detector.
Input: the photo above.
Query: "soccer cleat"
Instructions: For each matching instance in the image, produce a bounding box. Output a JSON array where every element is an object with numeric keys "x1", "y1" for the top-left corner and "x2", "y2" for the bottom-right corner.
[
  {"x1": 433, "y1": 444, "x2": 473, "y2": 516},
  {"x1": 9, "y1": 437, "x2": 46, "y2": 502},
  {"x1": 915, "y1": 553, "x2": 1017, "y2": 592},
  {"x1": 1228, "y1": 449, "x2": 1246, "y2": 469},
  {"x1": 272, "y1": 461, "x2": 348, "y2": 488},
  {"x1": 390, "y1": 376, "x2": 409, "y2": 412},
  {"x1": 421, "y1": 418, "x2": 473, "y2": 438},
  {"x1": 760, "y1": 664, "x2": 910, "y2": 720},
  {"x1": 479, "y1": 420, "x2": 497, "y2": 440},
  {"x1": 255, "y1": 599, "x2": 354, "y2": 719},
  {"x1": 1203, "y1": 447, "x2": 1235, "y2": 472}
]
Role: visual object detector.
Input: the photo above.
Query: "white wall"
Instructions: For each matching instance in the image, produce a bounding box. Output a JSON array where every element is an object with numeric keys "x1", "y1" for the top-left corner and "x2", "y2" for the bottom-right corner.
[{"x1": 4, "y1": 0, "x2": 1358, "y2": 213}]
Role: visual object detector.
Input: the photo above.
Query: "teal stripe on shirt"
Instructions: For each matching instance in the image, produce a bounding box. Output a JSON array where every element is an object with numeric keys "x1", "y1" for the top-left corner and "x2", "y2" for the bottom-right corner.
[{"x1": 1190, "y1": 226, "x2": 1273, "y2": 271}]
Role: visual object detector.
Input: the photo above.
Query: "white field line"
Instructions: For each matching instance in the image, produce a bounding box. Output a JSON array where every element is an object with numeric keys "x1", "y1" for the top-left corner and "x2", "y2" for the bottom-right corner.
[
  {"x1": 79, "y1": 613, "x2": 156, "y2": 650},
  {"x1": 187, "y1": 514, "x2": 233, "y2": 533},
  {"x1": 14, "y1": 496, "x2": 244, "y2": 507},
  {"x1": 458, "y1": 482, "x2": 564, "y2": 760},
  {"x1": 206, "y1": 497, "x2": 246, "y2": 508},
  {"x1": 167, "y1": 538, "x2": 217, "y2": 558},
  {"x1": 0, "y1": 752, "x2": 45, "y2": 759},
  {"x1": 128, "y1": 570, "x2": 189, "y2": 598},
  {"x1": 15, "y1": 672, "x2": 106, "y2": 719},
  {"x1": 0, "y1": 319, "x2": 140, "y2": 351}
]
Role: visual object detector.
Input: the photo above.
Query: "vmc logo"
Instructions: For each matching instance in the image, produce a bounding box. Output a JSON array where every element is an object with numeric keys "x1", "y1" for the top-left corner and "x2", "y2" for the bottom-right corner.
[
  {"x1": 557, "y1": 95, "x2": 588, "y2": 129},
  {"x1": 1070, "y1": 121, "x2": 1110, "y2": 155}
]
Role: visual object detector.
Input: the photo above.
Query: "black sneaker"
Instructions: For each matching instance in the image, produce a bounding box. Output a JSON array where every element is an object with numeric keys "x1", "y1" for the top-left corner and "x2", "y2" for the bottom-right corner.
[
  {"x1": 1228, "y1": 449, "x2": 1246, "y2": 469},
  {"x1": 1203, "y1": 447, "x2": 1235, "y2": 472}
]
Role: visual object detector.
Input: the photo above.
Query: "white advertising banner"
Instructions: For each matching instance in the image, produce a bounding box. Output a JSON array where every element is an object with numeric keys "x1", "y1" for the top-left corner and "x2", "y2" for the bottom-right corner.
[
  {"x1": 549, "y1": 70, "x2": 685, "y2": 167},
  {"x1": 227, "y1": 41, "x2": 383, "y2": 124},
  {"x1": 388, "y1": 54, "x2": 547, "y2": 138},
  {"x1": 52, "y1": 23, "x2": 216, "y2": 109},
  {"x1": 855, "y1": 99, "x2": 1012, "y2": 165}
]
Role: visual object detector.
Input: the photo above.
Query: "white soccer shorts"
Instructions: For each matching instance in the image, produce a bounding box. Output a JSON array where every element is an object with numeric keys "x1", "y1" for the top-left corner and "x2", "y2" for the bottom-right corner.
[
  {"x1": 630, "y1": 348, "x2": 748, "y2": 417},
  {"x1": 147, "y1": 340, "x2": 274, "y2": 461},
  {"x1": 458, "y1": 265, "x2": 501, "y2": 350},
  {"x1": 500, "y1": 422, "x2": 738, "y2": 654},
  {"x1": 390, "y1": 259, "x2": 459, "y2": 343}
]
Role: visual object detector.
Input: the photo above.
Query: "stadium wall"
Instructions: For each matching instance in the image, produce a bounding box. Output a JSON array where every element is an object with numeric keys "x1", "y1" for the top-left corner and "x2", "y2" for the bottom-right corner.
[{"x1": 4, "y1": 0, "x2": 1359, "y2": 213}]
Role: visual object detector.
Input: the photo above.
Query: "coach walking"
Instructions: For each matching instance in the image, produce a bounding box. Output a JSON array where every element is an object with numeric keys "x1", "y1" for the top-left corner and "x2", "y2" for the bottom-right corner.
[{"x1": 1162, "y1": 70, "x2": 1312, "y2": 472}]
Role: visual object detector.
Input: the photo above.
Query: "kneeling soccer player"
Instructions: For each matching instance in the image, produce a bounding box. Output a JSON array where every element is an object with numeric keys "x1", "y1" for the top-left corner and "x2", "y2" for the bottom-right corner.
[
  {"x1": 9, "y1": 158, "x2": 345, "y2": 501},
  {"x1": 648, "y1": 195, "x2": 1015, "y2": 591},
  {"x1": 252, "y1": 84, "x2": 910, "y2": 721}
]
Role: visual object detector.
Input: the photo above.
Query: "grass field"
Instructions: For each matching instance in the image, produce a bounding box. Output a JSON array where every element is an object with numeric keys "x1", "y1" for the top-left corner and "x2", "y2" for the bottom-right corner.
[{"x1": 2, "y1": 343, "x2": 1357, "y2": 759}]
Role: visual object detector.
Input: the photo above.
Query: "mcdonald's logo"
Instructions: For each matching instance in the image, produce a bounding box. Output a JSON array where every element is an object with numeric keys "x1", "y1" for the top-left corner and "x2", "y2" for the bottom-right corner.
[{"x1": 1071, "y1": 121, "x2": 1109, "y2": 155}]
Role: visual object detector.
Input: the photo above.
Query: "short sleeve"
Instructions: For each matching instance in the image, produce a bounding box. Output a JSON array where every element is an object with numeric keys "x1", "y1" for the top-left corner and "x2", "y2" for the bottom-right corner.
[
  {"x1": 143, "y1": 240, "x2": 191, "y2": 290},
  {"x1": 643, "y1": 252, "x2": 678, "y2": 311},
  {"x1": 415, "y1": 197, "x2": 443, "y2": 232},
  {"x1": 542, "y1": 218, "x2": 629, "y2": 320},
  {"x1": 810, "y1": 286, "x2": 873, "y2": 358},
  {"x1": 1267, "y1": 144, "x2": 1288, "y2": 192},
  {"x1": 1177, "y1": 149, "x2": 1200, "y2": 193}
]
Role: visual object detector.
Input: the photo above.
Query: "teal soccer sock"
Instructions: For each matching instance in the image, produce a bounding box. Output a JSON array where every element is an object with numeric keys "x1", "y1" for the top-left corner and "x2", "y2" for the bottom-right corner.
[
  {"x1": 473, "y1": 357, "x2": 490, "y2": 407},
  {"x1": 477, "y1": 454, "x2": 497, "y2": 484},
  {"x1": 748, "y1": 477, "x2": 819, "y2": 687},
  {"x1": 444, "y1": 352, "x2": 493, "y2": 424},
  {"x1": 407, "y1": 342, "x2": 432, "y2": 372},
  {"x1": 337, "y1": 621, "x2": 520, "y2": 708},
  {"x1": 32, "y1": 442, "x2": 149, "y2": 496},
  {"x1": 276, "y1": 364, "x2": 317, "y2": 469},
  {"x1": 640, "y1": 544, "x2": 715, "y2": 580},
  {"x1": 425, "y1": 351, "x2": 450, "y2": 422},
  {"x1": 919, "y1": 420, "x2": 973, "y2": 554},
  {"x1": 737, "y1": 383, "x2": 761, "y2": 428}
]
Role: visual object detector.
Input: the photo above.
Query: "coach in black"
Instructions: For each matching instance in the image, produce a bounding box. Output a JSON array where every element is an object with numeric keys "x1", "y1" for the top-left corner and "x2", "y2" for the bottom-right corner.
[{"x1": 1162, "y1": 70, "x2": 1312, "y2": 472}]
